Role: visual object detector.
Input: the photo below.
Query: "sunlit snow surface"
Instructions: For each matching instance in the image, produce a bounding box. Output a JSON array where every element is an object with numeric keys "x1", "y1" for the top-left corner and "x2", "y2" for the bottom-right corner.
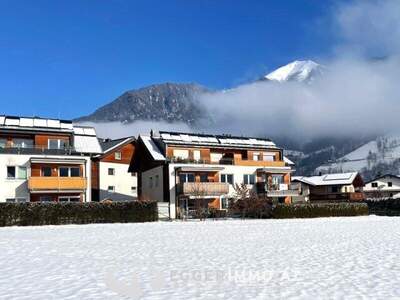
[{"x1": 1, "y1": 216, "x2": 400, "y2": 299}]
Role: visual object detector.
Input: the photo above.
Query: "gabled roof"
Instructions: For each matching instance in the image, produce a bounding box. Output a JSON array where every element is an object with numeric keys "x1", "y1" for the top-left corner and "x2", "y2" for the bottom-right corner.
[
  {"x1": 140, "y1": 135, "x2": 165, "y2": 161},
  {"x1": 99, "y1": 137, "x2": 135, "y2": 154},
  {"x1": 156, "y1": 131, "x2": 278, "y2": 150},
  {"x1": 365, "y1": 174, "x2": 400, "y2": 184},
  {"x1": 292, "y1": 172, "x2": 360, "y2": 186}
]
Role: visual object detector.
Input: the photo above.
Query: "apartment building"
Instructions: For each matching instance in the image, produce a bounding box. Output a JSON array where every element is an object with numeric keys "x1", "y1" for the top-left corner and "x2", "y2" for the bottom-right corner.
[
  {"x1": 129, "y1": 131, "x2": 296, "y2": 218},
  {"x1": 292, "y1": 172, "x2": 365, "y2": 202},
  {"x1": 91, "y1": 137, "x2": 137, "y2": 201},
  {"x1": 0, "y1": 115, "x2": 102, "y2": 202}
]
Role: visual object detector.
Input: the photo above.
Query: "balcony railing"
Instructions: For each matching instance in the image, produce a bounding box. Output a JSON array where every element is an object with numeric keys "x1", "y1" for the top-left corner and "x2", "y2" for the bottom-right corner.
[
  {"x1": 178, "y1": 182, "x2": 229, "y2": 196},
  {"x1": 168, "y1": 156, "x2": 284, "y2": 167},
  {"x1": 256, "y1": 182, "x2": 301, "y2": 197},
  {"x1": 0, "y1": 145, "x2": 75, "y2": 155},
  {"x1": 28, "y1": 177, "x2": 87, "y2": 191}
]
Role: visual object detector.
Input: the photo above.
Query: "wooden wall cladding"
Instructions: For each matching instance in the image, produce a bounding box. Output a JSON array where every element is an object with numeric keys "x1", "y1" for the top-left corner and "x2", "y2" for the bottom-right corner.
[{"x1": 101, "y1": 143, "x2": 135, "y2": 164}]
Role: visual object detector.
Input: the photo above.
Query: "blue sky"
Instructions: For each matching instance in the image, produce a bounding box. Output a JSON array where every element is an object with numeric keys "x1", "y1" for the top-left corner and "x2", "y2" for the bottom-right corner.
[{"x1": 0, "y1": 0, "x2": 339, "y2": 119}]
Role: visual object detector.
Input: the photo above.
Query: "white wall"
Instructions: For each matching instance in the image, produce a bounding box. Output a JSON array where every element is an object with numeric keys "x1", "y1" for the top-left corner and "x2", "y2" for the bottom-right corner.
[
  {"x1": 364, "y1": 176, "x2": 400, "y2": 192},
  {"x1": 0, "y1": 155, "x2": 30, "y2": 202},
  {"x1": 142, "y1": 165, "x2": 164, "y2": 203},
  {"x1": 0, "y1": 154, "x2": 92, "y2": 202},
  {"x1": 99, "y1": 162, "x2": 137, "y2": 201}
]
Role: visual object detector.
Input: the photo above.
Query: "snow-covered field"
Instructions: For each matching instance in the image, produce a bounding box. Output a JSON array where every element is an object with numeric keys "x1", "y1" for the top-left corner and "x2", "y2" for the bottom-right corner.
[{"x1": 1, "y1": 216, "x2": 400, "y2": 299}]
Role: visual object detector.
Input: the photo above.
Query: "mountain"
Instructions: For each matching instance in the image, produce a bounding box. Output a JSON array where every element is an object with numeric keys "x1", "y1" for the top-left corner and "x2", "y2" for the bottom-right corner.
[
  {"x1": 264, "y1": 60, "x2": 324, "y2": 83},
  {"x1": 76, "y1": 83, "x2": 209, "y2": 126},
  {"x1": 315, "y1": 135, "x2": 400, "y2": 180},
  {"x1": 75, "y1": 60, "x2": 392, "y2": 180}
]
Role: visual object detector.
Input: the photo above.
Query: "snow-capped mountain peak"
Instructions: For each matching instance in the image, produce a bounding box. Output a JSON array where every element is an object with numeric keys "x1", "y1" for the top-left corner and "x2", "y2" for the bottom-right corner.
[{"x1": 265, "y1": 60, "x2": 323, "y2": 83}]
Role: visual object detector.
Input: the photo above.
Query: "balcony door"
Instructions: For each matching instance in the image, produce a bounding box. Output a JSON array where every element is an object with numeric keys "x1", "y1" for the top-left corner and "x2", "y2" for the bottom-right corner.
[{"x1": 179, "y1": 173, "x2": 195, "y2": 183}]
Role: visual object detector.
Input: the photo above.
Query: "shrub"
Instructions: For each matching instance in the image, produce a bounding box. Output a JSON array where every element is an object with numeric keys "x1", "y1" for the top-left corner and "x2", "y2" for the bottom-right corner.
[
  {"x1": 272, "y1": 202, "x2": 369, "y2": 219},
  {"x1": 0, "y1": 201, "x2": 158, "y2": 227},
  {"x1": 227, "y1": 183, "x2": 273, "y2": 219},
  {"x1": 365, "y1": 198, "x2": 400, "y2": 216}
]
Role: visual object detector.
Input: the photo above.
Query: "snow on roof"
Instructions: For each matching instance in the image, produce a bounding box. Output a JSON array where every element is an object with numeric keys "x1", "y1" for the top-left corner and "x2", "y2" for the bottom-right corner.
[
  {"x1": 99, "y1": 137, "x2": 135, "y2": 154},
  {"x1": 0, "y1": 115, "x2": 74, "y2": 132},
  {"x1": 284, "y1": 156, "x2": 295, "y2": 165},
  {"x1": 141, "y1": 135, "x2": 165, "y2": 161},
  {"x1": 292, "y1": 172, "x2": 359, "y2": 186},
  {"x1": 158, "y1": 131, "x2": 277, "y2": 149},
  {"x1": 73, "y1": 135, "x2": 102, "y2": 154}
]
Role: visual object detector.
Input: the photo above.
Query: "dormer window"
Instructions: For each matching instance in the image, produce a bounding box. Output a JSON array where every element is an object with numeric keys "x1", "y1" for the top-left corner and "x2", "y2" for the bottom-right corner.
[{"x1": 115, "y1": 151, "x2": 122, "y2": 160}]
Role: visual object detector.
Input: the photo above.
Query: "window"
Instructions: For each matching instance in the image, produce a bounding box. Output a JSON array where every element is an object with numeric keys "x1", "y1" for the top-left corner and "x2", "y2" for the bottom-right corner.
[
  {"x1": 221, "y1": 174, "x2": 234, "y2": 185},
  {"x1": 388, "y1": 182, "x2": 393, "y2": 187},
  {"x1": 107, "y1": 186, "x2": 115, "y2": 193},
  {"x1": 7, "y1": 166, "x2": 16, "y2": 179},
  {"x1": 13, "y1": 138, "x2": 33, "y2": 148},
  {"x1": 108, "y1": 168, "x2": 115, "y2": 176},
  {"x1": 115, "y1": 151, "x2": 122, "y2": 160},
  {"x1": 253, "y1": 152, "x2": 260, "y2": 161},
  {"x1": 210, "y1": 153, "x2": 223, "y2": 163},
  {"x1": 59, "y1": 167, "x2": 69, "y2": 177},
  {"x1": 193, "y1": 150, "x2": 201, "y2": 161},
  {"x1": 131, "y1": 186, "x2": 137, "y2": 193},
  {"x1": 59, "y1": 167, "x2": 80, "y2": 177},
  {"x1": 6, "y1": 198, "x2": 26, "y2": 203},
  {"x1": 131, "y1": 172, "x2": 137, "y2": 177},
  {"x1": 272, "y1": 175, "x2": 284, "y2": 185},
  {"x1": 42, "y1": 167, "x2": 52, "y2": 177},
  {"x1": 179, "y1": 173, "x2": 195, "y2": 183},
  {"x1": 200, "y1": 174, "x2": 208, "y2": 183},
  {"x1": 0, "y1": 138, "x2": 6, "y2": 148},
  {"x1": 40, "y1": 196, "x2": 53, "y2": 202},
  {"x1": 221, "y1": 197, "x2": 231, "y2": 209},
  {"x1": 263, "y1": 152, "x2": 275, "y2": 161},
  {"x1": 70, "y1": 167, "x2": 80, "y2": 177},
  {"x1": 243, "y1": 174, "x2": 255, "y2": 185},
  {"x1": 371, "y1": 182, "x2": 378, "y2": 188},
  {"x1": 59, "y1": 196, "x2": 80, "y2": 202},
  {"x1": 8, "y1": 166, "x2": 27, "y2": 179},
  {"x1": 331, "y1": 186, "x2": 339, "y2": 193},
  {"x1": 48, "y1": 139, "x2": 69, "y2": 150},
  {"x1": 18, "y1": 167, "x2": 27, "y2": 179},
  {"x1": 173, "y1": 149, "x2": 189, "y2": 159}
]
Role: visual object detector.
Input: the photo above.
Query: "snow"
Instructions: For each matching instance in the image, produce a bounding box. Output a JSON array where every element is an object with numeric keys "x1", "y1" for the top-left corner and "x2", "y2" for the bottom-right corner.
[
  {"x1": 265, "y1": 60, "x2": 321, "y2": 82},
  {"x1": 293, "y1": 172, "x2": 358, "y2": 186},
  {"x1": 317, "y1": 135, "x2": 400, "y2": 173},
  {"x1": 1, "y1": 216, "x2": 400, "y2": 299},
  {"x1": 140, "y1": 135, "x2": 165, "y2": 161}
]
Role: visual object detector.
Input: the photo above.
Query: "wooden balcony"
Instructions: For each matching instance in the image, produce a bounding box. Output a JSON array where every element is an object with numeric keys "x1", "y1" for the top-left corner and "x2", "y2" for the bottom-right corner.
[
  {"x1": 28, "y1": 177, "x2": 87, "y2": 191},
  {"x1": 178, "y1": 182, "x2": 229, "y2": 196},
  {"x1": 310, "y1": 192, "x2": 365, "y2": 202}
]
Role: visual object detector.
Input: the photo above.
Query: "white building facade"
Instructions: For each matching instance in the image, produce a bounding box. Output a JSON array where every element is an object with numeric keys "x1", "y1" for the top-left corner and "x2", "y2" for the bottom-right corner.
[
  {"x1": 132, "y1": 131, "x2": 297, "y2": 219},
  {"x1": 0, "y1": 115, "x2": 102, "y2": 202}
]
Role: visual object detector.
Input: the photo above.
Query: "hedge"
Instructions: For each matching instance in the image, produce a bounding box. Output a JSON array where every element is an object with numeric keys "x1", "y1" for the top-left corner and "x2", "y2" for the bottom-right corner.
[
  {"x1": 272, "y1": 202, "x2": 369, "y2": 219},
  {"x1": 0, "y1": 201, "x2": 158, "y2": 227},
  {"x1": 365, "y1": 199, "x2": 400, "y2": 216}
]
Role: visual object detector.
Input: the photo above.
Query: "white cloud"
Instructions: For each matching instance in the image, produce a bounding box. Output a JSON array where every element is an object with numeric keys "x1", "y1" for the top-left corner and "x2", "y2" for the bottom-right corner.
[
  {"x1": 79, "y1": 120, "x2": 191, "y2": 139},
  {"x1": 334, "y1": 0, "x2": 400, "y2": 56}
]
